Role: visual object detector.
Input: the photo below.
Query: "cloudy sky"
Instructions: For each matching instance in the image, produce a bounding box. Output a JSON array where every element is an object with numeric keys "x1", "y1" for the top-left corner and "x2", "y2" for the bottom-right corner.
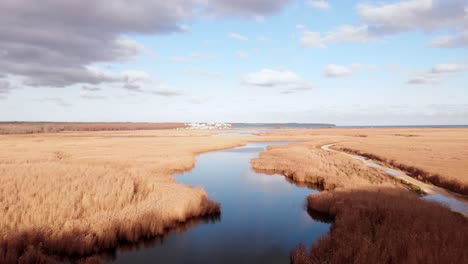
[{"x1": 0, "y1": 0, "x2": 467, "y2": 125}]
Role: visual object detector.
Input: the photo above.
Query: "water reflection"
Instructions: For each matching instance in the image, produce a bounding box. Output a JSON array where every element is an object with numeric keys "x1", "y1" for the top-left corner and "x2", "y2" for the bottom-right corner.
[
  {"x1": 424, "y1": 194, "x2": 468, "y2": 216},
  {"x1": 113, "y1": 142, "x2": 329, "y2": 263},
  {"x1": 68, "y1": 214, "x2": 221, "y2": 263},
  {"x1": 307, "y1": 208, "x2": 335, "y2": 224}
]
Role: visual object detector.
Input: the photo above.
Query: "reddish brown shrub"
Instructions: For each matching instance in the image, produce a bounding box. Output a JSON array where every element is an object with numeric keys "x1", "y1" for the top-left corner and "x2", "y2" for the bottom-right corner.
[{"x1": 292, "y1": 188, "x2": 468, "y2": 264}]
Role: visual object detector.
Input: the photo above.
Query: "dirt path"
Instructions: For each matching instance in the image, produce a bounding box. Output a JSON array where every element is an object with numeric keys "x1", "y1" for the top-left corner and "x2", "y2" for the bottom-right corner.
[{"x1": 321, "y1": 143, "x2": 468, "y2": 216}]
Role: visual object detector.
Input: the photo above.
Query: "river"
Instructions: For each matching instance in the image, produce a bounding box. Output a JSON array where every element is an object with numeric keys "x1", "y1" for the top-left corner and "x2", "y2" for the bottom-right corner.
[{"x1": 113, "y1": 142, "x2": 329, "y2": 263}]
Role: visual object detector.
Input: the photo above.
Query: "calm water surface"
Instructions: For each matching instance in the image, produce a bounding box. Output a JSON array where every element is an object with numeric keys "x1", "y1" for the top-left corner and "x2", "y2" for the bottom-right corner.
[
  {"x1": 424, "y1": 194, "x2": 468, "y2": 215},
  {"x1": 113, "y1": 142, "x2": 329, "y2": 263}
]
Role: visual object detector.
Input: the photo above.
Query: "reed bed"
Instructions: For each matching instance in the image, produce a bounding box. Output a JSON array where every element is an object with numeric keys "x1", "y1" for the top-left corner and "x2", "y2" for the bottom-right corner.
[
  {"x1": 0, "y1": 131, "x2": 246, "y2": 262},
  {"x1": 291, "y1": 187, "x2": 468, "y2": 264},
  {"x1": 259, "y1": 128, "x2": 468, "y2": 194},
  {"x1": 337, "y1": 147, "x2": 468, "y2": 195},
  {"x1": 2, "y1": 127, "x2": 467, "y2": 262},
  {"x1": 250, "y1": 131, "x2": 468, "y2": 263},
  {"x1": 251, "y1": 143, "x2": 397, "y2": 190},
  {"x1": 332, "y1": 128, "x2": 468, "y2": 192}
]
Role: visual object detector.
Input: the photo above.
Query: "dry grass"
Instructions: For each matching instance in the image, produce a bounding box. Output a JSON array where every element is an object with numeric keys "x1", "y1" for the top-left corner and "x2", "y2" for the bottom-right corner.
[
  {"x1": 0, "y1": 130, "x2": 248, "y2": 262},
  {"x1": 291, "y1": 187, "x2": 468, "y2": 264},
  {"x1": 261, "y1": 128, "x2": 468, "y2": 195},
  {"x1": 251, "y1": 143, "x2": 398, "y2": 190},
  {"x1": 333, "y1": 128, "x2": 468, "y2": 189},
  {"x1": 252, "y1": 128, "x2": 468, "y2": 263},
  {"x1": 337, "y1": 146, "x2": 468, "y2": 195},
  {"x1": 0, "y1": 122, "x2": 187, "y2": 134},
  {"x1": 1, "y1": 127, "x2": 467, "y2": 263}
]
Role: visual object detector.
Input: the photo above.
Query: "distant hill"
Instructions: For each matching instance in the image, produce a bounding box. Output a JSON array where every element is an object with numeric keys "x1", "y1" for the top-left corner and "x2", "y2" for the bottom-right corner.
[{"x1": 231, "y1": 123, "x2": 336, "y2": 129}]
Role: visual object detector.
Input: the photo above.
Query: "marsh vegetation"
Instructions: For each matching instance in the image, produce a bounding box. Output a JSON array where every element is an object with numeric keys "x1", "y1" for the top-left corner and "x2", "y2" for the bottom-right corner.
[
  {"x1": 291, "y1": 188, "x2": 468, "y2": 264},
  {"x1": 0, "y1": 127, "x2": 467, "y2": 263}
]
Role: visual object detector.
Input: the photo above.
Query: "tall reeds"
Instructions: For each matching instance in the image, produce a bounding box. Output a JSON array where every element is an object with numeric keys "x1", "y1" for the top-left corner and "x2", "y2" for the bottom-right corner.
[
  {"x1": 0, "y1": 132, "x2": 244, "y2": 263},
  {"x1": 338, "y1": 147, "x2": 468, "y2": 195},
  {"x1": 251, "y1": 144, "x2": 397, "y2": 190}
]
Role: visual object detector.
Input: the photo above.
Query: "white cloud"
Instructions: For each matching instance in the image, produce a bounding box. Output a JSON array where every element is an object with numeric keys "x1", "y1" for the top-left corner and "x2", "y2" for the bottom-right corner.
[
  {"x1": 300, "y1": 31, "x2": 326, "y2": 48},
  {"x1": 80, "y1": 69, "x2": 185, "y2": 97},
  {"x1": 358, "y1": 0, "x2": 466, "y2": 32},
  {"x1": 406, "y1": 76, "x2": 440, "y2": 85},
  {"x1": 228, "y1": 32, "x2": 249, "y2": 41},
  {"x1": 0, "y1": 0, "x2": 293, "y2": 91},
  {"x1": 300, "y1": 0, "x2": 468, "y2": 49},
  {"x1": 358, "y1": 0, "x2": 468, "y2": 47},
  {"x1": 306, "y1": 0, "x2": 331, "y2": 10},
  {"x1": 242, "y1": 69, "x2": 312, "y2": 91},
  {"x1": 430, "y1": 63, "x2": 466, "y2": 73},
  {"x1": 324, "y1": 64, "x2": 353, "y2": 78},
  {"x1": 431, "y1": 31, "x2": 468, "y2": 48},
  {"x1": 237, "y1": 51, "x2": 250, "y2": 58},
  {"x1": 407, "y1": 62, "x2": 466, "y2": 85},
  {"x1": 300, "y1": 25, "x2": 372, "y2": 48},
  {"x1": 325, "y1": 25, "x2": 372, "y2": 44}
]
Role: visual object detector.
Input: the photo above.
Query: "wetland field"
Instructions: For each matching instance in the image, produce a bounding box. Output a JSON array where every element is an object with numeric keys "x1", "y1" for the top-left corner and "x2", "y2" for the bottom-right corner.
[{"x1": 0, "y1": 127, "x2": 467, "y2": 263}]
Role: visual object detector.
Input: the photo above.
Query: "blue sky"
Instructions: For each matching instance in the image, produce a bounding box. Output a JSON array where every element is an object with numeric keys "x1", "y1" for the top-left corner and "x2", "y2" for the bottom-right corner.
[{"x1": 0, "y1": 0, "x2": 467, "y2": 125}]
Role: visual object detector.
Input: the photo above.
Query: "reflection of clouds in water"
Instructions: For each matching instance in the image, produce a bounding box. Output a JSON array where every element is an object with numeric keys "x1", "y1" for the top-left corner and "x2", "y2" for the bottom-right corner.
[{"x1": 244, "y1": 170, "x2": 292, "y2": 193}]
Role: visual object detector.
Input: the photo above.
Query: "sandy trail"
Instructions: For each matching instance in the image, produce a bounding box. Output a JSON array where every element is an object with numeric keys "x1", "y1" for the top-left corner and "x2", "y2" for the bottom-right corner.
[{"x1": 321, "y1": 143, "x2": 468, "y2": 216}]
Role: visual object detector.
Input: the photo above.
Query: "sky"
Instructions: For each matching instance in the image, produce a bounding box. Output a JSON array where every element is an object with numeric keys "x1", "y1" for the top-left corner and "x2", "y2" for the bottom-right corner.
[{"x1": 0, "y1": 0, "x2": 467, "y2": 125}]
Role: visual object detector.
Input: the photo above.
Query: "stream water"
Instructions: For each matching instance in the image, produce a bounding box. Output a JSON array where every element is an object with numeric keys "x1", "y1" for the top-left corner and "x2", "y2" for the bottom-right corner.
[
  {"x1": 352, "y1": 154, "x2": 468, "y2": 216},
  {"x1": 113, "y1": 142, "x2": 330, "y2": 263}
]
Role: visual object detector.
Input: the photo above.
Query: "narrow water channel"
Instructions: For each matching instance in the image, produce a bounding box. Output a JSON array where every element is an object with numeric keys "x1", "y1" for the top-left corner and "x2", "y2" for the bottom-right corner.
[
  {"x1": 351, "y1": 153, "x2": 468, "y2": 216},
  {"x1": 113, "y1": 142, "x2": 330, "y2": 263}
]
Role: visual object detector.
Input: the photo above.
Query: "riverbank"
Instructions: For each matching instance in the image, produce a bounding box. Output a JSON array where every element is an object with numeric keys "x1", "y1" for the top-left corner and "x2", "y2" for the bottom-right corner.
[{"x1": 1, "y1": 128, "x2": 467, "y2": 263}]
